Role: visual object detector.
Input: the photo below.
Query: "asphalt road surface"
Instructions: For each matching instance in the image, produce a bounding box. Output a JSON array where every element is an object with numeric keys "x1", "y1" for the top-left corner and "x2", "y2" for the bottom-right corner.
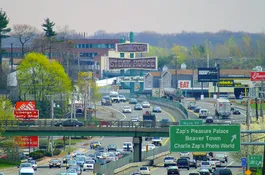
[{"x1": 2, "y1": 100, "x2": 182, "y2": 175}]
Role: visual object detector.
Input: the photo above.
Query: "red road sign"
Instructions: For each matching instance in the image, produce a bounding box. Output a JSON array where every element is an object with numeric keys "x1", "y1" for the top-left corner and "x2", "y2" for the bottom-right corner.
[
  {"x1": 15, "y1": 136, "x2": 39, "y2": 148},
  {"x1": 14, "y1": 110, "x2": 39, "y2": 119},
  {"x1": 251, "y1": 71, "x2": 265, "y2": 81}
]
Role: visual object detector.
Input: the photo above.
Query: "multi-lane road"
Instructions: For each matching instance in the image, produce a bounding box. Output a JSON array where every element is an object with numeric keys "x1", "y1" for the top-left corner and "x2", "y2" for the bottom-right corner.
[{"x1": 2, "y1": 100, "x2": 182, "y2": 175}]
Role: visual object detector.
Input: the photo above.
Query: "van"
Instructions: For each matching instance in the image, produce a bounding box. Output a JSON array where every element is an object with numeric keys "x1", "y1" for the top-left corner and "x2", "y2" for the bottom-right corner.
[
  {"x1": 19, "y1": 167, "x2": 35, "y2": 175},
  {"x1": 199, "y1": 109, "x2": 209, "y2": 119}
]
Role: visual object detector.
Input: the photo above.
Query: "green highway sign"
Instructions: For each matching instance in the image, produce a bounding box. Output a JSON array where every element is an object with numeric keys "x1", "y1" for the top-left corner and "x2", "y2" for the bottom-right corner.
[
  {"x1": 169, "y1": 125, "x2": 240, "y2": 152},
  {"x1": 180, "y1": 119, "x2": 202, "y2": 125},
  {"x1": 248, "y1": 155, "x2": 263, "y2": 168}
]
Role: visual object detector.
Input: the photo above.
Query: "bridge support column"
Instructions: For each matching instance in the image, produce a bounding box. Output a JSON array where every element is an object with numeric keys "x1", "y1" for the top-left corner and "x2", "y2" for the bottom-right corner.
[{"x1": 133, "y1": 136, "x2": 142, "y2": 162}]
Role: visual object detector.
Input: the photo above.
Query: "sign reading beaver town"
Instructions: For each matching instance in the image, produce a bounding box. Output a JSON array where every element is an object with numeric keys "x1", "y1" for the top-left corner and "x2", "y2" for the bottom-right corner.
[
  {"x1": 108, "y1": 57, "x2": 157, "y2": 70},
  {"x1": 116, "y1": 43, "x2": 149, "y2": 53},
  {"x1": 170, "y1": 125, "x2": 240, "y2": 152}
]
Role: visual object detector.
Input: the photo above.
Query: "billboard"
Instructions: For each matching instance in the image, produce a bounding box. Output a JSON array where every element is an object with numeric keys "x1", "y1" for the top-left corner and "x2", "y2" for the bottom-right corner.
[
  {"x1": 120, "y1": 76, "x2": 144, "y2": 82},
  {"x1": 14, "y1": 101, "x2": 39, "y2": 119},
  {"x1": 178, "y1": 80, "x2": 191, "y2": 89},
  {"x1": 15, "y1": 136, "x2": 39, "y2": 148},
  {"x1": 116, "y1": 43, "x2": 149, "y2": 53},
  {"x1": 251, "y1": 71, "x2": 265, "y2": 81},
  {"x1": 217, "y1": 80, "x2": 234, "y2": 87},
  {"x1": 108, "y1": 57, "x2": 157, "y2": 70},
  {"x1": 198, "y1": 68, "x2": 219, "y2": 82}
]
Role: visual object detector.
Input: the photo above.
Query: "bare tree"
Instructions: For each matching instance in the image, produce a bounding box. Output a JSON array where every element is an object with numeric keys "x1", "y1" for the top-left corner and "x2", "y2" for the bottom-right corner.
[
  {"x1": 56, "y1": 25, "x2": 77, "y2": 40},
  {"x1": 12, "y1": 24, "x2": 39, "y2": 57}
]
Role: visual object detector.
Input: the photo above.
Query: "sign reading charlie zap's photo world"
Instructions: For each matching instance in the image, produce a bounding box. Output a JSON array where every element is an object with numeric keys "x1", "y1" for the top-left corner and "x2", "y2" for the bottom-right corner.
[{"x1": 108, "y1": 57, "x2": 158, "y2": 70}]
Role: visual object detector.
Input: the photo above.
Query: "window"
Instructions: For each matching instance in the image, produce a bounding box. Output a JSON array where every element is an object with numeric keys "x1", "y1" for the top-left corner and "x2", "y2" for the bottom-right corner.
[{"x1": 82, "y1": 44, "x2": 85, "y2": 48}]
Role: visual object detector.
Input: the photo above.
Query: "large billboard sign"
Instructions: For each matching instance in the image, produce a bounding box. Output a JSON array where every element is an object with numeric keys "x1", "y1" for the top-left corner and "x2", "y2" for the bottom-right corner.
[
  {"x1": 108, "y1": 57, "x2": 157, "y2": 70},
  {"x1": 15, "y1": 136, "x2": 39, "y2": 148},
  {"x1": 178, "y1": 80, "x2": 191, "y2": 89},
  {"x1": 251, "y1": 71, "x2": 265, "y2": 81},
  {"x1": 120, "y1": 76, "x2": 144, "y2": 82},
  {"x1": 116, "y1": 43, "x2": 149, "y2": 53},
  {"x1": 198, "y1": 68, "x2": 219, "y2": 82},
  {"x1": 14, "y1": 101, "x2": 39, "y2": 119}
]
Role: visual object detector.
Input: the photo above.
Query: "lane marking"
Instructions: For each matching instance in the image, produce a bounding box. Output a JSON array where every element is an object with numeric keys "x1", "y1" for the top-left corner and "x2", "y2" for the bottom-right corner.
[
  {"x1": 224, "y1": 161, "x2": 234, "y2": 169},
  {"x1": 105, "y1": 106, "x2": 127, "y2": 121},
  {"x1": 161, "y1": 109, "x2": 175, "y2": 146}
]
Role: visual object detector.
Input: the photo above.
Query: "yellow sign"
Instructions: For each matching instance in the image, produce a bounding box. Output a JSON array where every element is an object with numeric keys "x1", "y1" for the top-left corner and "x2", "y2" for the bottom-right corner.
[
  {"x1": 217, "y1": 80, "x2": 234, "y2": 87},
  {"x1": 78, "y1": 72, "x2": 93, "y2": 82},
  {"x1": 245, "y1": 169, "x2": 252, "y2": 175}
]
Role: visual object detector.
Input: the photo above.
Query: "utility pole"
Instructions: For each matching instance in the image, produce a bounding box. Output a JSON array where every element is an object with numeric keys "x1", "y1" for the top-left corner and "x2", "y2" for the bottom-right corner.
[
  {"x1": 88, "y1": 77, "x2": 92, "y2": 122},
  {"x1": 246, "y1": 96, "x2": 252, "y2": 155},
  {"x1": 192, "y1": 59, "x2": 194, "y2": 97},
  {"x1": 261, "y1": 79, "x2": 264, "y2": 122},
  {"x1": 11, "y1": 43, "x2": 14, "y2": 72},
  {"x1": 84, "y1": 77, "x2": 88, "y2": 122},
  {"x1": 50, "y1": 96, "x2": 54, "y2": 157}
]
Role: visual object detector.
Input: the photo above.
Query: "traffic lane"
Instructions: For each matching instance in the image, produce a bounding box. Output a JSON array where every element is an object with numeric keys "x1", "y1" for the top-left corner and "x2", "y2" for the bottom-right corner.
[{"x1": 29, "y1": 167, "x2": 94, "y2": 175}]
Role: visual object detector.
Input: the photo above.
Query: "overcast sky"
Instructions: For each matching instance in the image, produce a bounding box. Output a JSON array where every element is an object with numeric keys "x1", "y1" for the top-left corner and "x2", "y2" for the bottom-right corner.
[{"x1": 2, "y1": 0, "x2": 265, "y2": 35}]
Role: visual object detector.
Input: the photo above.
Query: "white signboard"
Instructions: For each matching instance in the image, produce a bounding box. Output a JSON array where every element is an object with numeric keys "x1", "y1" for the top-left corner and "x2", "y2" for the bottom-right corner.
[
  {"x1": 120, "y1": 76, "x2": 144, "y2": 82},
  {"x1": 178, "y1": 80, "x2": 191, "y2": 89}
]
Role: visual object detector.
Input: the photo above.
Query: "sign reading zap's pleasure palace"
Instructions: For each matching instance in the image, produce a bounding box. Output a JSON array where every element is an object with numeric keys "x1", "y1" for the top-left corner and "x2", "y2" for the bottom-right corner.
[{"x1": 108, "y1": 57, "x2": 157, "y2": 70}]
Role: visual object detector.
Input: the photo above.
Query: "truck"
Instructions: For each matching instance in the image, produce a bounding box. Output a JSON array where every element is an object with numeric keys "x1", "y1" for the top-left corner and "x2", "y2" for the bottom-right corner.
[
  {"x1": 143, "y1": 111, "x2": 156, "y2": 128},
  {"x1": 192, "y1": 152, "x2": 208, "y2": 162},
  {"x1": 163, "y1": 88, "x2": 182, "y2": 101},
  {"x1": 109, "y1": 91, "x2": 120, "y2": 103},
  {"x1": 215, "y1": 98, "x2": 231, "y2": 119}
]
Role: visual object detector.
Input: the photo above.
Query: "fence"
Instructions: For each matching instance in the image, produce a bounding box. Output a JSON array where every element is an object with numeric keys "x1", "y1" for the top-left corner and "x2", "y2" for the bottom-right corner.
[{"x1": 141, "y1": 144, "x2": 170, "y2": 160}]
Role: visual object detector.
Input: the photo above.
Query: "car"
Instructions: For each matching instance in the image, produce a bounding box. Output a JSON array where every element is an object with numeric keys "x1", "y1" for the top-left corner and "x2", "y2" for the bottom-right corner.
[
  {"x1": 123, "y1": 106, "x2": 132, "y2": 113},
  {"x1": 160, "y1": 119, "x2": 170, "y2": 127},
  {"x1": 134, "y1": 103, "x2": 143, "y2": 110},
  {"x1": 83, "y1": 159, "x2": 95, "y2": 171},
  {"x1": 71, "y1": 151, "x2": 79, "y2": 157},
  {"x1": 119, "y1": 95, "x2": 126, "y2": 102},
  {"x1": 107, "y1": 144, "x2": 117, "y2": 152},
  {"x1": 95, "y1": 158, "x2": 106, "y2": 165},
  {"x1": 188, "y1": 102, "x2": 197, "y2": 110},
  {"x1": 75, "y1": 152, "x2": 85, "y2": 157},
  {"x1": 29, "y1": 160, "x2": 37, "y2": 171},
  {"x1": 94, "y1": 152, "x2": 103, "y2": 159},
  {"x1": 180, "y1": 152, "x2": 190, "y2": 157},
  {"x1": 18, "y1": 163, "x2": 32, "y2": 170},
  {"x1": 215, "y1": 153, "x2": 228, "y2": 163},
  {"x1": 213, "y1": 168, "x2": 232, "y2": 175},
  {"x1": 205, "y1": 116, "x2": 214, "y2": 123},
  {"x1": 131, "y1": 172, "x2": 141, "y2": 175},
  {"x1": 227, "y1": 94, "x2": 236, "y2": 100},
  {"x1": 167, "y1": 166, "x2": 180, "y2": 175},
  {"x1": 139, "y1": 166, "x2": 150, "y2": 175},
  {"x1": 90, "y1": 141, "x2": 101, "y2": 149},
  {"x1": 131, "y1": 115, "x2": 139, "y2": 122},
  {"x1": 129, "y1": 98, "x2": 138, "y2": 104},
  {"x1": 152, "y1": 137, "x2": 162, "y2": 146},
  {"x1": 194, "y1": 106, "x2": 201, "y2": 113},
  {"x1": 68, "y1": 166, "x2": 82, "y2": 175},
  {"x1": 115, "y1": 151, "x2": 123, "y2": 159},
  {"x1": 145, "y1": 137, "x2": 152, "y2": 141},
  {"x1": 233, "y1": 108, "x2": 241, "y2": 115},
  {"x1": 75, "y1": 156, "x2": 86, "y2": 167},
  {"x1": 54, "y1": 119, "x2": 84, "y2": 127},
  {"x1": 19, "y1": 168, "x2": 35, "y2": 175},
  {"x1": 66, "y1": 160, "x2": 77, "y2": 169},
  {"x1": 189, "y1": 173, "x2": 199, "y2": 175},
  {"x1": 101, "y1": 96, "x2": 112, "y2": 106},
  {"x1": 210, "y1": 158, "x2": 221, "y2": 167},
  {"x1": 0, "y1": 173, "x2": 4, "y2": 175},
  {"x1": 86, "y1": 154, "x2": 96, "y2": 161},
  {"x1": 142, "y1": 101, "x2": 151, "y2": 108},
  {"x1": 123, "y1": 142, "x2": 133, "y2": 152},
  {"x1": 153, "y1": 106, "x2": 162, "y2": 113},
  {"x1": 224, "y1": 121, "x2": 231, "y2": 125},
  {"x1": 189, "y1": 159, "x2": 198, "y2": 168},
  {"x1": 176, "y1": 158, "x2": 189, "y2": 170},
  {"x1": 102, "y1": 152, "x2": 109, "y2": 159},
  {"x1": 199, "y1": 109, "x2": 209, "y2": 118},
  {"x1": 164, "y1": 156, "x2": 176, "y2": 167},
  {"x1": 66, "y1": 168, "x2": 79, "y2": 175},
  {"x1": 200, "y1": 161, "x2": 213, "y2": 172},
  {"x1": 96, "y1": 146, "x2": 105, "y2": 152},
  {"x1": 63, "y1": 155, "x2": 72, "y2": 164},
  {"x1": 198, "y1": 168, "x2": 211, "y2": 175},
  {"x1": 49, "y1": 159, "x2": 61, "y2": 168},
  {"x1": 106, "y1": 154, "x2": 118, "y2": 162}
]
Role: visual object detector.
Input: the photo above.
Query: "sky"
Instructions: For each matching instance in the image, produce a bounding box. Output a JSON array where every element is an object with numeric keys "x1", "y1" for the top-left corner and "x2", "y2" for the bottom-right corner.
[{"x1": 1, "y1": 0, "x2": 265, "y2": 35}]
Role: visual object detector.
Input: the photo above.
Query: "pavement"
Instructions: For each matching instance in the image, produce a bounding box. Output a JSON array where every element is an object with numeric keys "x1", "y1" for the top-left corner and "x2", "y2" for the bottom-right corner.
[{"x1": 1, "y1": 100, "x2": 182, "y2": 175}]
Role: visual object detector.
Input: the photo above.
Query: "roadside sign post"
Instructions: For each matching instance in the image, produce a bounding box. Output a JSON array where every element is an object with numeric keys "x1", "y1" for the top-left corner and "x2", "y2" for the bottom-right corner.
[
  {"x1": 170, "y1": 125, "x2": 240, "y2": 152},
  {"x1": 248, "y1": 155, "x2": 263, "y2": 168},
  {"x1": 180, "y1": 119, "x2": 203, "y2": 125},
  {"x1": 242, "y1": 158, "x2": 247, "y2": 174}
]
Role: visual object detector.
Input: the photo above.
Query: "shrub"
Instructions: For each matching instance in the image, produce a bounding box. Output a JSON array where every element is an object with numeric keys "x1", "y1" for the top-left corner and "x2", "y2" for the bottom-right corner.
[
  {"x1": 53, "y1": 149, "x2": 61, "y2": 156},
  {"x1": 29, "y1": 150, "x2": 45, "y2": 160}
]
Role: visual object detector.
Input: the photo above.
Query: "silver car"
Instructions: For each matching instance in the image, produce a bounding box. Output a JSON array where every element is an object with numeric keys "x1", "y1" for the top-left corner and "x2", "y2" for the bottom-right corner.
[{"x1": 142, "y1": 101, "x2": 150, "y2": 108}]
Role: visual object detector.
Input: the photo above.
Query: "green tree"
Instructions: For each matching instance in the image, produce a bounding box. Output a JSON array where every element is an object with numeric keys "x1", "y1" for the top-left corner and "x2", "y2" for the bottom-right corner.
[
  {"x1": 227, "y1": 36, "x2": 242, "y2": 58},
  {"x1": 191, "y1": 45, "x2": 200, "y2": 59},
  {"x1": 146, "y1": 45, "x2": 171, "y2": 68},
  {"x1": 42, "y1": 18, "x2": 56, "y2": 59},
  {"x1": 17, "y1": 52, "x2": 72, "y2": 118},
  {"x1": 213, "y1": 44, "x2": 229, "y2": 58},
  {"x1": 0, "y1": 9, "x2": 11, "y2": 90},
  {"x1": 198, "y1": 44, "x2": 206, "y2": 58},
  {"x1": 171, "y1": 45, "x2": 189, "y2": 65},
  {"x1": 0, "y1": 96, "x2": 15, "y2": 139}
]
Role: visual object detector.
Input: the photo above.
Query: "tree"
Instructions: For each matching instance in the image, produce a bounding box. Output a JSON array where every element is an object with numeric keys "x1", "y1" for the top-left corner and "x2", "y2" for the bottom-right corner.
[
  {"x1": 11, "y1": 24, "x2": 39, "y2": 58},
  {"x1": 146, "y1": 45, "x2": 171, "y2": 68},
  {"x1": 191, "y1": 45, "x2": 200, "y2": 59},
  {"x1": 227, "y1": 36, "x2": 242, "y2": 58},
  {"x1": 0, "y1": 96, "x2": 15, "y2": 139},
  {"x1": 0, "y1": 9, "x2": 11, "y2": 90},
  {"x1": 17, "y1": 52, "x2": 72, "y2": 117},
  {"x1": 42, "y1": 18, "x2": 56, "y2": 59},
  {"x1": 213, "y1": 44, "x2": 229, "y2": 58},
  {"x1": 171, "y1": 45, "x2": 189, "y2": 65}
]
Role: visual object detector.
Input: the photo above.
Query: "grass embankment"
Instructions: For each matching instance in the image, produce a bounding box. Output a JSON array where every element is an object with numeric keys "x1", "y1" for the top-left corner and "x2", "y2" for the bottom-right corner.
[
  {"x1": 250, "y1": 103, "x2": 265, "y2": 110},
  {"x1": 0, "y1": 163, "x2": 15, "y2": 169},
  {"x1": 59, "y1": 147, "x2": 76, "y2": 156}
]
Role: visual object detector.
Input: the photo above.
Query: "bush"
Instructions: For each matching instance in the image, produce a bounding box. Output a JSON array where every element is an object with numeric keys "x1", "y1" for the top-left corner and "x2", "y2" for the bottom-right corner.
[
  {"x1": 44, "y1": 151, "x2": 52, "y2": 157},
  {"x1": 54, "y1": 140, "x2": 64, "y2": 149},
  {"x1": 53, "y1": 149, "x2": 61, "y2": 156},
  {"x1": 29, "y1": 150, "x2": 45, "y2": 160}
]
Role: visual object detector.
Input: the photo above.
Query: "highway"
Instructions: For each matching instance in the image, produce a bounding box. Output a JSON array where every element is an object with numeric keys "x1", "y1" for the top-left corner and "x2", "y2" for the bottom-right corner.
[{"x1": 2, "y1": 100, "x2": 183, "y2": 175}]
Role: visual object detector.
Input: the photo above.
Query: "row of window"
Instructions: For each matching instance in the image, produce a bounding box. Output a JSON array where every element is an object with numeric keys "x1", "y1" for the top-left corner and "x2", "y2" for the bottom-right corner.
[
  {"x1": 2, "y1": 52, "x2": 23, "y2": 57},
  {"x1": 79, "y1": 52, "x2": 98, "y2": 57},
  {"x1": 75, "y1": 44, "x2": 115, "y2": 49}
]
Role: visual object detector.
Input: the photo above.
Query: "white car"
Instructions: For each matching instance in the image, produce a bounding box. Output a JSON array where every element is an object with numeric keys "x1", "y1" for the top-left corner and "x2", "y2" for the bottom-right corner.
[
  {"x1": 199, "y1": 109, "x2": 209, "y2": 118},
  {"x1": 198, "y1": 168, "x2": 210, "y2": 175},
  {"x1": 163, "y1": 156, "x2": 176, "y2": 167},
  {"x1": 210, "y1": 158, "x2": 221, "y2": 167},
  {"x1": 119, "y1": 95, "x2": 126, "y2": 102},
  {"x1": 139, "y1": 166, "x2": 150, "y2": 175},
  {"x1": 123, "y1": 142, "x2": 133, "y2": 152},
  {"x1": 83, "y1": 159, "x2": 95, "y2": 171},
  {"x1": 142, "y1": 101, "x2": 151, "y2": 108},
  {"x1": 123, "y1": 106, "x2": 132, "y2": 113},
  {"x1": 180, "y1": 152, "x2": 190, "y2": 157},
  {"x1": 200, "y1": 161, "x2": 213, "y2": 172}
]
